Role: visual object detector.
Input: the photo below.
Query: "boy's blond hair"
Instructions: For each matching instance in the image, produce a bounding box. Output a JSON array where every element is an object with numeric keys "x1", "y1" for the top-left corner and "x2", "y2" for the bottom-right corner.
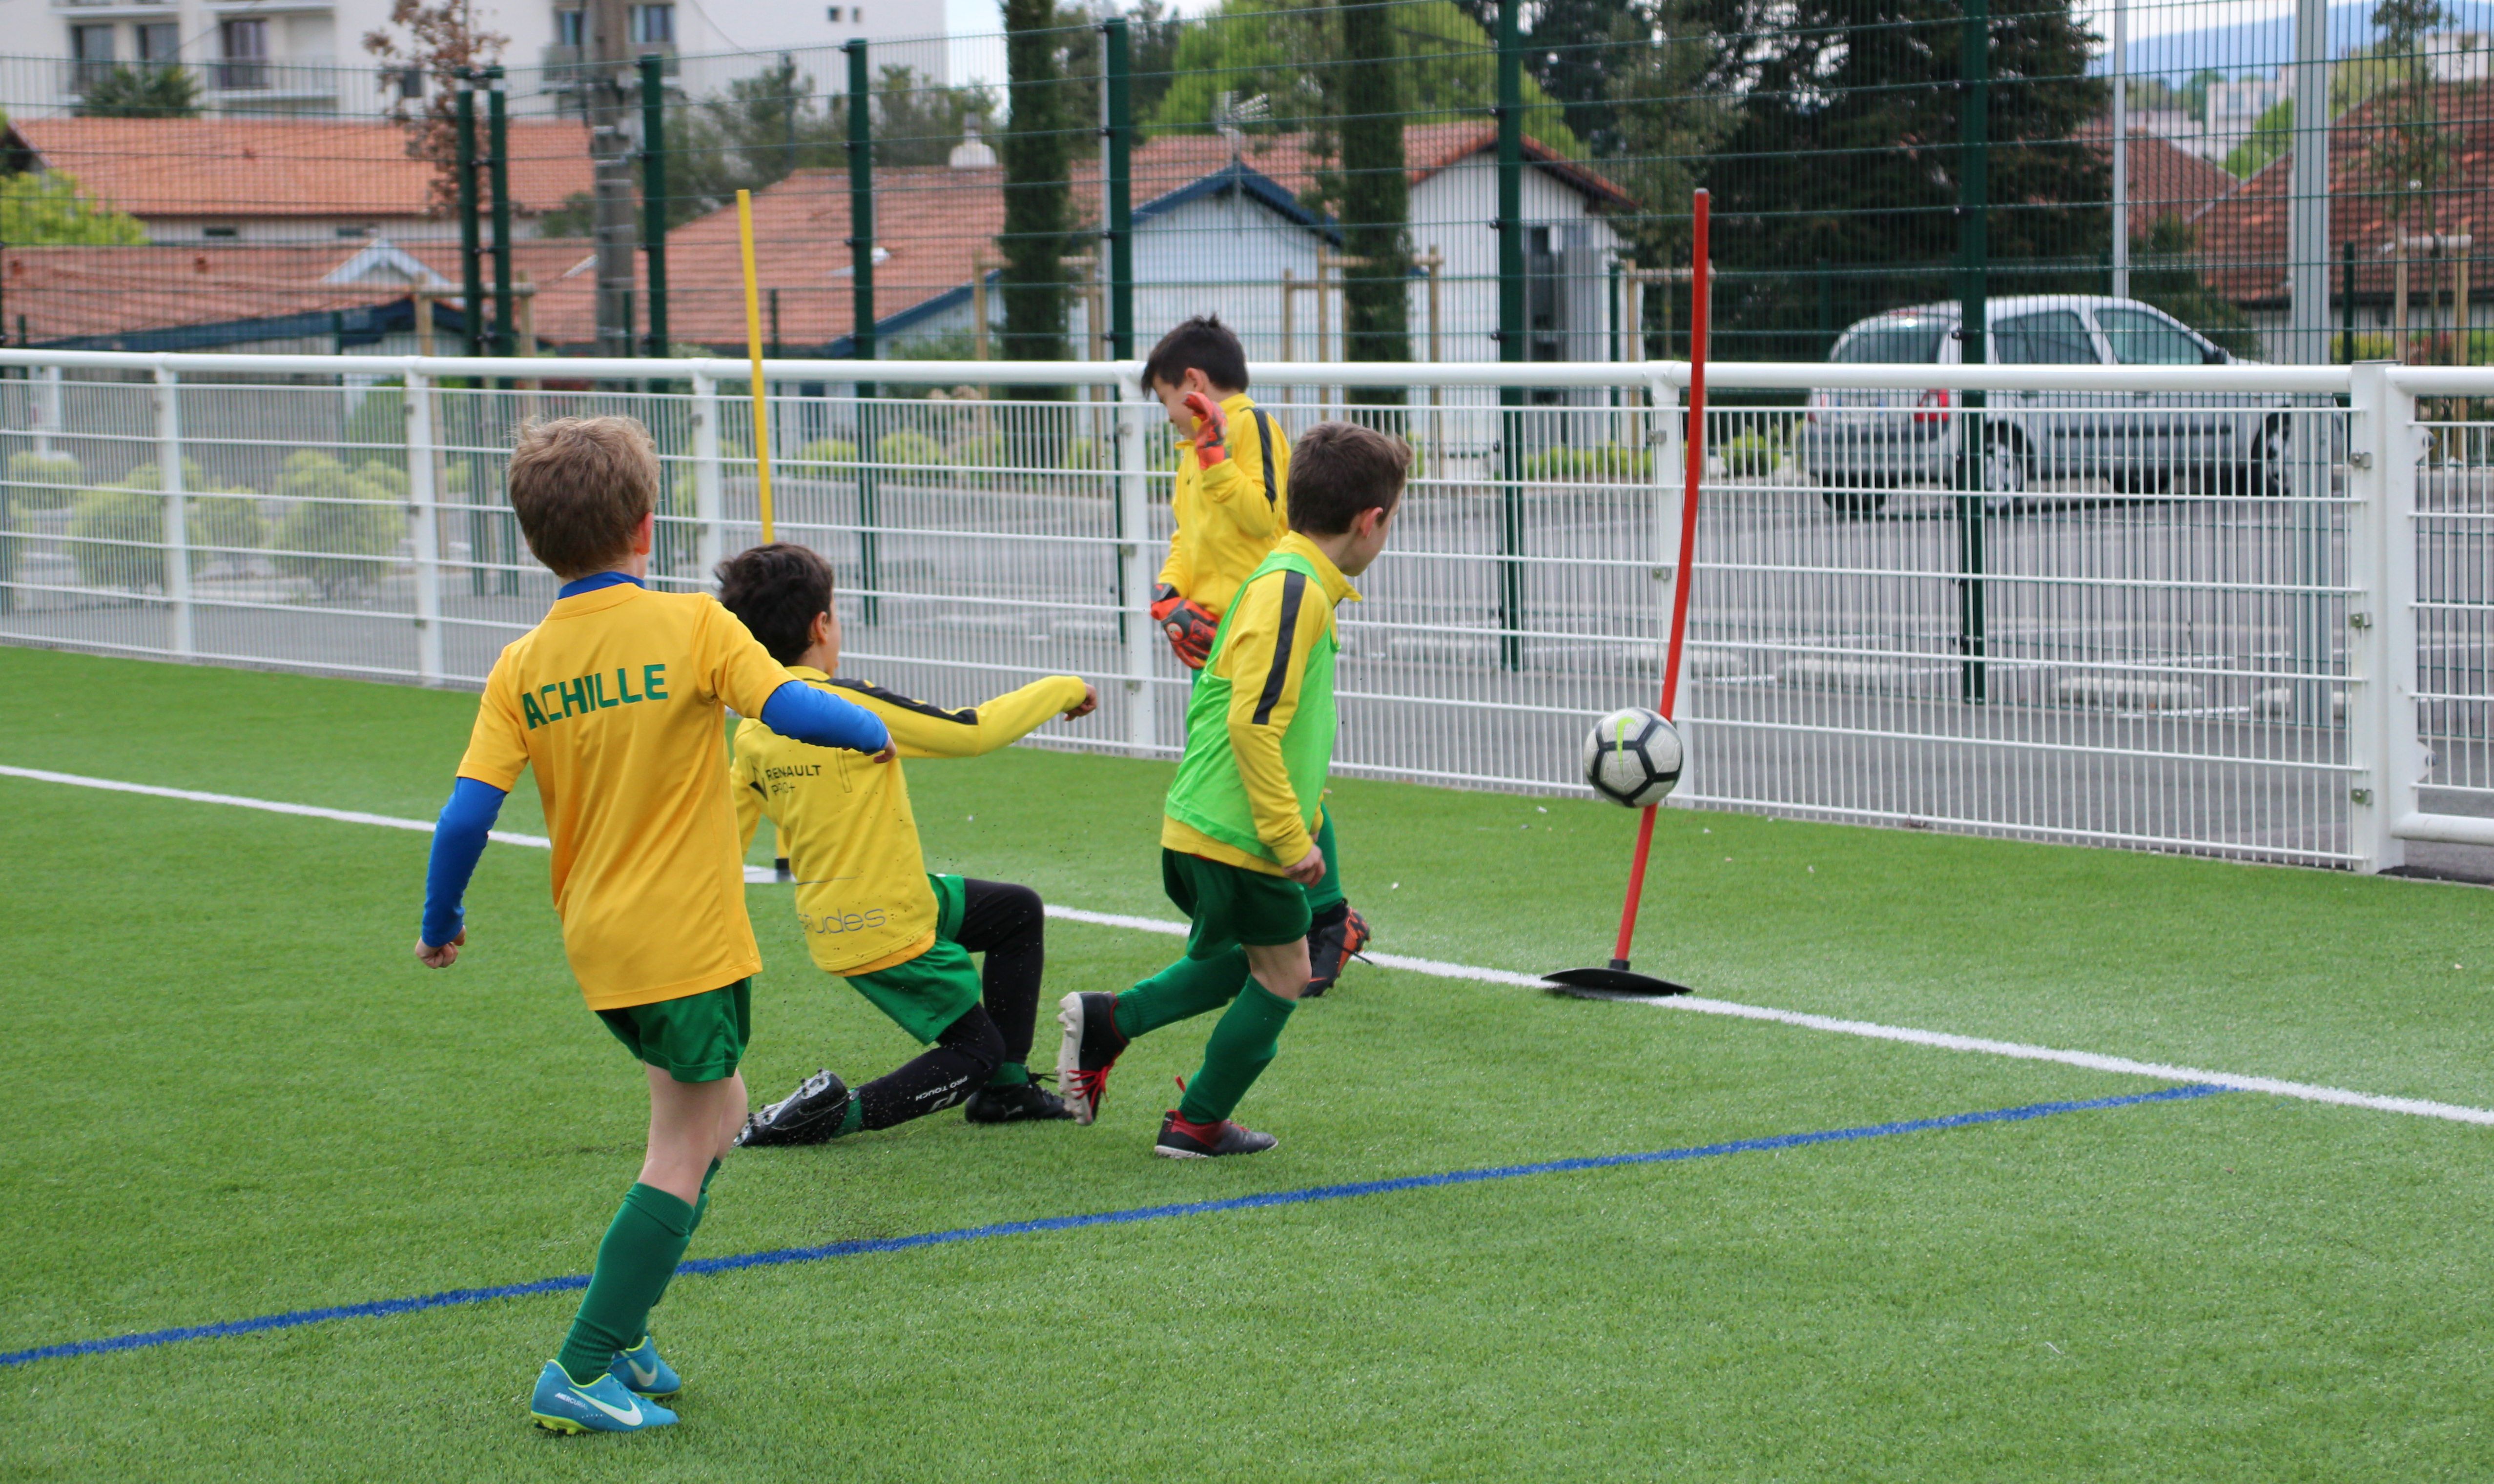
[{"x1": 507, "y1": 416, "x2": 660, "y2": 579}]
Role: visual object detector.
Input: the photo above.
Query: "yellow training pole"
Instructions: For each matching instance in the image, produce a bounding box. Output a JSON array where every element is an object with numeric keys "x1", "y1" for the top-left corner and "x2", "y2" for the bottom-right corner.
[{"x1": 737, "y1": 188, "x2": 775, "y2": 544}]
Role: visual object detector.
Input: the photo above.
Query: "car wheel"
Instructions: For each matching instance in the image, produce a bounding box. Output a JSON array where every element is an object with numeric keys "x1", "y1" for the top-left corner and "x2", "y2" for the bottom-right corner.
[
  {"x1": 2236, "y1": 415, "x2": 2291, "y2": 497},
  {"x1": 1955, "y1": 433, "x2": 2028, "y2": 511},
  {"x1": 1819, "y1": 478, "x2": 1889, "y2": 516}
]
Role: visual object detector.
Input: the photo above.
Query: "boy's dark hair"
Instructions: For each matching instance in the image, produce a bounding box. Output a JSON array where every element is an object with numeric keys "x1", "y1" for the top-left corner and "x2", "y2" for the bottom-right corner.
[
  {"x1": 714, "y1": 542, "x2": 835, "y2": 665},
  {"x1": 506, "y1": 416, "x2": 660, "y2": 579},
  {"x1": 1286, "y1": 422, "x2": 1409, "y2": 535},
  {"x1": 1142, "y1": 314, "x2": 1249, "y2": 393}
]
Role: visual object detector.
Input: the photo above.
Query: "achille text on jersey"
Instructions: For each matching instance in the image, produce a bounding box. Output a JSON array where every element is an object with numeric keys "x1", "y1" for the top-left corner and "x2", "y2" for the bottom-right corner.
[{"x1": 521, "y1": 664, "x2": 671, "y2": 730}]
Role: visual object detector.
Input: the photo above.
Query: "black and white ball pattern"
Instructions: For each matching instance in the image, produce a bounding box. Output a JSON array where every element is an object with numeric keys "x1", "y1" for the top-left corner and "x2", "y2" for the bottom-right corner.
[{"x1": 1582, "y1": 707, "x2": 1683, "y2": 808}]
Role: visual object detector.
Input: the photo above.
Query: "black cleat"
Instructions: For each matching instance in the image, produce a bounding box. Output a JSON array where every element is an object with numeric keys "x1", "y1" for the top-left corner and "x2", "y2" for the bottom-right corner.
[
  {"x1": 1052, "y1": 991, "x2": 1128, "y2": 1126},
  {"x1": 1303, "y1": 903, "x2": 1372, "y2": 997},
  {"x1": 1153, "y1": 1109, "x2": 1278, "y2": 1159},
  {"x1": 962, "y1": 1077, "x2": 1075, "y2": 1124},
  {"x1": 735, "y1": 1068, "x2": 851, "y2": 1147}
]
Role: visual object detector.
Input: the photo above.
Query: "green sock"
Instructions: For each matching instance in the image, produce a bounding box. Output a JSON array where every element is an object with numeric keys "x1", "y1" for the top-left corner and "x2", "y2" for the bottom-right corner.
[
  {"x1": 1176, "y1": 981, "x2": 1296, "y2": 1124},
  {"x1": 1114, "y1": 949, "x2": 1250, "y2": 1040},
  {"x1": 556, "y1": 1183, "x2": 697, "y2": 1386},
  {"x1": 835, "y1": 1092, "x2": 865, "y2": 1138},
  {"x1": 987, "y1": 1061, "x2": 1031, "y2": 1087},
  {"x1": 1305, "y1": 809, "x2": 1346, "y2": 915}
]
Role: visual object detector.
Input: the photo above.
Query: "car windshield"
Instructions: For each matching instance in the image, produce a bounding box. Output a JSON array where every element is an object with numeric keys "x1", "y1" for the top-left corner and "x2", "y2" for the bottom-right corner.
[
  {"x1": 1993, "y1": 309, "x2": 2098, "y2": 365},
  {"x1": 2097, "y1": 307, "x2": 2206, "y2": 365},
  {"x1": 1833, "y1": 317, "x2": 1948, "y2": 364}
]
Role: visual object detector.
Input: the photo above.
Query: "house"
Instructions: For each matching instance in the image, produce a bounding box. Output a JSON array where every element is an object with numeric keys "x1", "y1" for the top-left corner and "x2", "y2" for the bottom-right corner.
[
  {"x1": 2082, "y1": 121, "x2": 2245, "y2": 243},
  {"x1": 526, "y1": 122, "x2": 1636, "y2": 371},
  {"x1": 1, "y1": 117, "x2": 594, "y2": 244},
  {"x1": 2194, "y1": 81, "x2": 2494, "y2": 358}
]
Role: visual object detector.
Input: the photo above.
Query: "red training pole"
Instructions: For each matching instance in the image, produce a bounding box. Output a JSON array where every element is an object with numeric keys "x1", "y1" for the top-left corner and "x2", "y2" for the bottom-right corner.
[{"x1": 1609, "y1": 187, "x2": 1709, "y2": 968}]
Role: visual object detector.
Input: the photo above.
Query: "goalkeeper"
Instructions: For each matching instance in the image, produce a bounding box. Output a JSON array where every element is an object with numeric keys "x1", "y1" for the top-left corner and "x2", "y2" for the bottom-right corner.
[
  {"x1": 1143, "y1": 313, "x2": 1370, "y2": 995},
  {"x1": 718, "y1": 542, "x2": 1101, "y2": 1145}
]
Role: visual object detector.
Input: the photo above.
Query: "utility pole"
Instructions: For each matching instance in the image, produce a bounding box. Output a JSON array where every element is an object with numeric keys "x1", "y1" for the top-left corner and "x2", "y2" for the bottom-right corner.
[
  {"x1": 640, "y1": 53, "x2": 669, "y2": 358},
  {"x1": 2288, "y1": 0, "x2": 2332, "y2": 365},
  {"x1": 588, "y1": 0, "x2": 639, "y2": 357}
]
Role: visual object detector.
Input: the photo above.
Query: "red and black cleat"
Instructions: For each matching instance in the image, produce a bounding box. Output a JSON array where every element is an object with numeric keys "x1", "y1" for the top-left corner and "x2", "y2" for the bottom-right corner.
[
  {"x1": 1153, "y1": 1109, "x2": 1278, "y2": 1159},
  {"x1": 1052, "y1": 991, "x2": 1128, "y2": 1126},
  {"x1": 1303, "y1": 904, "x2": 1371, "y2": 998}
]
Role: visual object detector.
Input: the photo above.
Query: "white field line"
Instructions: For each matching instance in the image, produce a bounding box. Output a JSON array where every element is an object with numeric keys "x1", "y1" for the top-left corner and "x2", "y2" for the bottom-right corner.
[{"x1": 13, "y1": 764, "x2": 2494, "y2": 1129}]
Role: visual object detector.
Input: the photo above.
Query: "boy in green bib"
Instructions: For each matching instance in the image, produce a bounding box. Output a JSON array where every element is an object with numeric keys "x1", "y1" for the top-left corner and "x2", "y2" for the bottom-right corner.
[{"x1": 1055, "y1": 421, "x2": 1409, "y2": 1158}]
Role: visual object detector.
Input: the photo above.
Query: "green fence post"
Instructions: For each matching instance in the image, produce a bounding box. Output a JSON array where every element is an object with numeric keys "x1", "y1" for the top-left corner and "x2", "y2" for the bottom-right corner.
[
  {"x1": 2341, "y1": 240, "x2": 2357, "y2": 363},
  {"x1": 486, "y1": 66, "x2": 515, "y2": 360},
  {"x1": 1496, "y1": 0, "x2": 1525, "y2": 672},
  {"x1": 1102, "y1": 15, "x2": 1134, "y2": 361},
  {"x1": 640, "y1": 54, "x2": 669, "y2": 361},
  {"x1": 1955, "y1": 0, "x2": 1990, "y2": 706},
  {"x1": 455, "y1": 70, "x2": 483, "y2": 360},
  {"x1": 846, "y1": 39, "x2": 880, "y2": 624}
]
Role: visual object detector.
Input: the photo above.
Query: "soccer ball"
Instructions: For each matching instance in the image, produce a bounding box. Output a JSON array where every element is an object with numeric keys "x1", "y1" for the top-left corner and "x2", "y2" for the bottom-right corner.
[{"x1": 1582, "y1": 707, "x2": 1682, "y2": 808}]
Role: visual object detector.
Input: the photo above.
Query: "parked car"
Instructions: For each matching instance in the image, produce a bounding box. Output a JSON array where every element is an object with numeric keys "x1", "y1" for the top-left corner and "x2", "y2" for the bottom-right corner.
[{"x1": 1793, "y1": 296, "x2": 2293, "y2": 513}]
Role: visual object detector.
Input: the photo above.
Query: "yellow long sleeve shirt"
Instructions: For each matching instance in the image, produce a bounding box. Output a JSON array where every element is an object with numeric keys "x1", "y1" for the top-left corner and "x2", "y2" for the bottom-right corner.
[
  {"x1": 732, "y1": 668, "x2": 1090, "y2": 975},
  {"x1": 1157, "y1": 391, "x2": 1291, "y2": 618},
  {"x1": 1161, "y1": 533, "x2": 1357, "y2": 874}
]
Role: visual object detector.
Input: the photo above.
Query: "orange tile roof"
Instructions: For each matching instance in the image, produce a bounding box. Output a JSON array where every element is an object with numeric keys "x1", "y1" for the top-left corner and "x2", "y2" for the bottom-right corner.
[
  {"x1": 4, "y1": 117, "x2": 595, "y2": 222},
  {"x1": 2078, "y1": 119, "x2": 2246, "y2": 237}
]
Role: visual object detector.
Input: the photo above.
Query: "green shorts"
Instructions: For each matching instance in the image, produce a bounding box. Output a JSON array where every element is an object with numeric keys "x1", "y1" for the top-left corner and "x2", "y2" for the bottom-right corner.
[
  {"x1": 597, "y1": 978, "x2": 751, "y2": 1083},
  {"x1": 840, "y1": 874, "x2": 979, "y2": 1044},
  {"x1": 1163, "y1": 848, "x2": 1312, "y2": 959}
]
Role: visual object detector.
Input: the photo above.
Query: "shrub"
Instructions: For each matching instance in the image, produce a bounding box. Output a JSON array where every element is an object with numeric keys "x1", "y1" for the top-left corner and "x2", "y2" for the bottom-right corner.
[
  {"x1": 796, "y1": 437, "x2": 858, "y2": 467},
  {"x1": 875, "y1": 430, "x2": 947, "y2": 477},
  {"x1": 69, "y1": 483, "x2": 166, "y2": 592},
  {"x1": 186, "y1": 491, "x2": 268, "y2": 574},
  {"x1": 7, "y1": 451, "x2": 83, "y2": 510},
  {"x1": 946, "y1": 432, "x2": 1008, "y2": 470},
  {"x1": 1522, "y1": 445, "x2": 1649, "y2": 483},
  {"x1": 270, "y1": 453, "x2": 405, "y2": 597},
  {"x1": 341, "y1": 382, "x2": 409, "y2": 473},
  {"x1": 1716, "y1": 427, "x2": 1785, "y2": 477}
]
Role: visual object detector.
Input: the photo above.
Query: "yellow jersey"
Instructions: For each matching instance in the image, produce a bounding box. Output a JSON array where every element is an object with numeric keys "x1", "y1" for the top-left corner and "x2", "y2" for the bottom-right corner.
[
  {"x1": 733, "y1": 668, "x2": 1090, "y2": 976},
  {"x1": 455, "y1": 583, "x2": 799, "y2": 1010},
  {"x1": 1161, "y1": 532, "x2": 1357, "y2": 874},
  {"x1": 1157, "y1": 391, "x2": 1291, "y2": 618}
]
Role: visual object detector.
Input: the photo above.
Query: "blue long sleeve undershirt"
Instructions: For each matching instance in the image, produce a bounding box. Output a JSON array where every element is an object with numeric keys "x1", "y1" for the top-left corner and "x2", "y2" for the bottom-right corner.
[
  {"x1": 420, "y1": 776, "x2": 507, "y2": 948},
  {"x1": 759, "y1": 677, "x2": 889, "y2": 756}
]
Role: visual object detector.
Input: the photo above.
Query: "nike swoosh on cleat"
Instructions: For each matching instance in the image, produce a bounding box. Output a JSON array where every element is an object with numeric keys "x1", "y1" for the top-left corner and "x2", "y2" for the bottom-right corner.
[
  {"x1": 577, "y1": 1391, "x2": 642, "y2": 1426},
  {"x1": 626, "y1": 1359, "x2": 659, "y2": 1388}
]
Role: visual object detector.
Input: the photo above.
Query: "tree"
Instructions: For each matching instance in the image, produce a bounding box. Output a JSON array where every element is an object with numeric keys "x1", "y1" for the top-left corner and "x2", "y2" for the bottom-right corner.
[
  {"x1": 1686, "y1": 0, "x2": 2108, "y2": 356},
  {"x1": 0, "y1": 171, "x2": 149, "y2": 245},
  {"x1": 363, "y1": 0, "x2": 508, "y2": 215},
  {"x1": 2132, "y1": 217, "x2": 2257, "y2": 356},
  {"x1": 1001, "y1": 0, "x2": 1073, "y2": 373},
  {"x1": 2368, "y1": 0, "x2": 2452, "y2": 240},
  {"x1": 1600, "y1": 0, "x2": 1731, "y2": 283},
  {"x1": 73, "y1": 65, "x2": 202, "y2": 119},
  {"x1": 1150, "y1": 0, "x2": 1584, "y2": 159},
  {"x1": 2223, "y1": 96, "x2": 2293, "y2": 179},
  {"x1": 1335, "y1": 0, "x2": 1412, "y2": 398}
]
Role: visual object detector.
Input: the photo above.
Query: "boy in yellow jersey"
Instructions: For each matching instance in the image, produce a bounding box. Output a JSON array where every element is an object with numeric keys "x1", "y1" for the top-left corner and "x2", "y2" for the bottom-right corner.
[
  {"x1": 1142, "y1": 313, "x2": 1372, "y2": 995},
  {"x1": 1057, "y1": 422, "x2": 1407, "y2": 1157},
  {"x1": 413, "y1": 419, "x2": 891, "y2": 1435},
  {"x1": 710, "y1": 543, "x2": 1101, "y2": 1144}
]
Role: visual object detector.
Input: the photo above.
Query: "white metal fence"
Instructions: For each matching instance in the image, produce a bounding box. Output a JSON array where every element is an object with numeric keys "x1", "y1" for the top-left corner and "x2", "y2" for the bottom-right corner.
[{"x1": 2, "y1": 348, "x2": 2487, "y2": 874}]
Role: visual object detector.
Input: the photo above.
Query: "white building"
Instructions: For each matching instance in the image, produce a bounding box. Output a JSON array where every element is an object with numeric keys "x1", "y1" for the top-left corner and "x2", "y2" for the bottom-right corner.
[{"x1": 0, "y1": 0, "x2": 946, "y2": 118}]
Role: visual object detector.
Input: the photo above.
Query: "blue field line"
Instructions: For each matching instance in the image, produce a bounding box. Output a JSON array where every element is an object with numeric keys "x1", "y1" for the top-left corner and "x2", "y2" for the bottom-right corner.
[{"x1": 1, "y1": 1082, "x2": 2226, "y2": 1369}]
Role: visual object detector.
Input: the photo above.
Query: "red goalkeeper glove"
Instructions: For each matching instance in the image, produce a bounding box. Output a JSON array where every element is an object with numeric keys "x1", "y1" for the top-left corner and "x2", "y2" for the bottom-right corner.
[
  {"x1": 1151, "y1": 583, "x2": 1219, "y2": 670},
  {"x1": 1182, "y1": 391, "x2": 1230, "y2": 467}
]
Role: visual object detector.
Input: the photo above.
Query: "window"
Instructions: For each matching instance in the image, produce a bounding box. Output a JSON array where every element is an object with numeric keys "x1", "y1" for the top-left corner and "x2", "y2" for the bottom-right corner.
[
  {"x1": 137, "y1": 22, "x2": 179, "y2": 65},
  {"x1": 69, "y1": 24, "x2": 115, "y2": 91},
  {"x1": 825, "y1": 5, "x2": 841, "y2": 20},
  {"x1": 202, "y1": 225, "x2": 239, "y2": 239},
  {"x1": 218, "y1": 18, "x2": 267, "y2": 90},
  {"x1": 629, "y1": 3, "x2": 673, "y2": 44},
  {"x1": 1833, "y1": 315, "x2": 1948, "y2": 364},
  {"x1": 2096, "y1": 306, "x2": 2207, "y2": 366},
  {"x1": 1992, "y1": 309, "x2": 2099, "y2": 365},
  {"x1": 555, "y1": 9, "x2": 584, "y2": 47},
  {"x1": 336, "y1": 225, "x2": 373, "y2": 238}
]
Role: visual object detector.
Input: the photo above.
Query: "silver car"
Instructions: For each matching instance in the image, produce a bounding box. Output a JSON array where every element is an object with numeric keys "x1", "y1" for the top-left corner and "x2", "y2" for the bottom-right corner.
[{"x1": 1793, "y1": 296, "x2": 2293, "y2": 513}]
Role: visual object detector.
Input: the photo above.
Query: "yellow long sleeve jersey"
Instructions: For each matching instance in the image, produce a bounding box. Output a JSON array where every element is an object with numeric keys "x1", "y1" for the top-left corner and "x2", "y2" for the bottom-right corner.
[
  {"x1": 1157, "y1": 391, "x2": 1292, "y2": 619},
  {"x1": 732, "y1": 668, "x2": 1090, "y2": 975}
]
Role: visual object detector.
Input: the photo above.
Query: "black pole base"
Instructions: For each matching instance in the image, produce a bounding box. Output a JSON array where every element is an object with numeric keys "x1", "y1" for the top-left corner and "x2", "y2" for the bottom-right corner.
[{"x1": 1543, "y1": 961, "x2": 1694, "y2": 998}]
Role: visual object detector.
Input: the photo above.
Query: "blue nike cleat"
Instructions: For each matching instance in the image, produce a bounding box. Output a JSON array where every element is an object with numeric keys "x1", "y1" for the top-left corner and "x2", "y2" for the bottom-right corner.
[
  {"x1": 608, "y1": 1334, "x2": 681, "y2": 1399},
  {"x1": 530, "y1": 1360, "x2": 678, "y2": 1434}
]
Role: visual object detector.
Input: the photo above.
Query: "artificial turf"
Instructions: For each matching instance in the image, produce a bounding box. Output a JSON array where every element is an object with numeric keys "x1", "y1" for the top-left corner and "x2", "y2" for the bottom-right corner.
[{"x1": 2, "y1": 645, "x2": 2490, "y2": 1481}]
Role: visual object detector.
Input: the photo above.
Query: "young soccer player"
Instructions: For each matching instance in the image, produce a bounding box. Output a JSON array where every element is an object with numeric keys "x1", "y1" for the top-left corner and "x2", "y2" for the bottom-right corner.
[
  {"x1": 1056, "y1": 421, "x2": 1407, "y2": 1157},
  {"x1": 710, "y1": 542, "x2": 1099, "y2": 1145},
  {"x1": 1143, "y1": 314, "x2": 1373, "y2": 996},
  {"x1": 412, "y1": 418, "x2": 892, "y2": 1435}
]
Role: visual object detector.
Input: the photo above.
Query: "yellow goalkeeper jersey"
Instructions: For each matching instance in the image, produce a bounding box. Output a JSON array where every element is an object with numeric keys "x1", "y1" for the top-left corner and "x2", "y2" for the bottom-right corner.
[
  {"x1": 732, "y1": 667, "x2": 1090, "y2": 975},
  {"x1": 1157, "y1": 391, "x2": 1292, "y2": 619}
]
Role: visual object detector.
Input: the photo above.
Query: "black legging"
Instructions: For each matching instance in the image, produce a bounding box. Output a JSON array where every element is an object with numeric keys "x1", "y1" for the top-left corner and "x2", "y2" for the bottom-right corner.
[{"x1": 853, "y1": 879, "x2": 1045, "y2": 1131}]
